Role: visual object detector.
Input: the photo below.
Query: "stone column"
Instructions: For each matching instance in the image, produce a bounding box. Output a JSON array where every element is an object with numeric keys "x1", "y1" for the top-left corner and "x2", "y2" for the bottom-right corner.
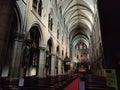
[
  {"x1": 51, "y1": 54, "x2": 56, "y2": 76},
  {"x1": 0, "y1": 0, "x2": 15, "y2": 76},
  {"x1": 58, "y1": 59, "x2": 62, "y2": 75},
  {"x1": 38, "y1": 47, "x2": 46, "y2": 77},
  {"x1": 8, "y1": 33, "x2": 25, "y2": 78}
]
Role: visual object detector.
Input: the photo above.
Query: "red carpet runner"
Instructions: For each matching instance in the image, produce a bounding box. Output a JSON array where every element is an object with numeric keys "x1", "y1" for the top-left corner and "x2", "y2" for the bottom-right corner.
[{"x1": 64, "y1": 77, "x2": 80, "y2": 90}]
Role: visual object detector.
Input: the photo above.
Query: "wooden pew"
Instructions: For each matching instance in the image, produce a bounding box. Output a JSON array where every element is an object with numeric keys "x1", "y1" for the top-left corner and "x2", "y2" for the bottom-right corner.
[
  {"x1": 85, "y1": 74, "x2": 108, "y2": 90},
  {"x1": 0, "y1": 73, "x2": 79, "y2": 90}
]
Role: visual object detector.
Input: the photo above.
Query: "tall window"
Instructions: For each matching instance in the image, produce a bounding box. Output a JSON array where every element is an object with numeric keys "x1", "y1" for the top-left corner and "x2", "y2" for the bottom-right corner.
[
  {"x1": 48, "y1": 14, "x2": 53, "y2": 30},
  {"x1": 38, "y1": 0, "x2": 42, "y2": 16},
  {"x1": 50, "y1": 18, "x2": 53, "y2": 30},
  {"x1": 32, "y1": 0, "x2": 42, "y2": 17},
  {"x1": 48, "y1": 14, "x2": 51, "y2": 28},
  {"x1": 32, "y1": 0, "x2": 37, "y2": 11},
  {"x1": 62, "y1": 50, "x2": 64, "y2": 56},
  {"x1": 62, "y1": 31, "x2": 64, "y2": 44},
  {"x1": 80, "y1": 43, "x2": 82, "y2": 49},
  {"x1": 57, "y1": 29, "x2": 59, "y2": 39},
  {"x1": 59, "y1": 6, "x2": 62, "y2": 17},
  {"x1": 83, "y1": 44, "x2": 87, "y2": 49},
  {"x1": 64, "y1": 18, "x2": 65, "y2": 26}
]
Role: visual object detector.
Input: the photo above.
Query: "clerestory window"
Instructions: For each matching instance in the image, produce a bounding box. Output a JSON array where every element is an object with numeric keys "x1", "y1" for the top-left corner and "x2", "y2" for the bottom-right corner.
[
  {"x1": 32, "y1": 0, "x2": 42, "y2": 17},
  {"x1": 48, "y1": 14, "x2": 53, "y2": 31},
  {"x1": 32, "y1": 0, "x2": 37, "y2": 11}
]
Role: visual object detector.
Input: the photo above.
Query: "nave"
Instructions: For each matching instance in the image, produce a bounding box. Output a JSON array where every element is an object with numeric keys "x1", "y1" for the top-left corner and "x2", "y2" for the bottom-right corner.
[{"x1": 0, "y1": 0, "x2": 109, "y2": 90}]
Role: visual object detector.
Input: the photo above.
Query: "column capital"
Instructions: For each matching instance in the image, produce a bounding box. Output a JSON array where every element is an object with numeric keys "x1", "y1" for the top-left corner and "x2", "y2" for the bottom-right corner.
[
  {"x1": 56, "y1": 55, "x2": 63, "y2": 61},
  {"x1": 39, "y1": 46, "x2": 46, "y2": 51},
  {"x1": 51, "y1": 53, "x2": 56, "y2": 57},
  {"x1": 13, "y1": 32, "x2": 25, "y2": 42}
]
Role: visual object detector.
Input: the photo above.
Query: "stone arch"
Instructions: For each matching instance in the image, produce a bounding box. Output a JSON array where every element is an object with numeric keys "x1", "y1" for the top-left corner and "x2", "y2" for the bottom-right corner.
[
  {"x1": 27, "y1": 23, "x2": 44, "y2": 46},
  {"x1": 22, "y1": 25, "x2": 42, "y2": 76},
  {"x1": 2, "y1": 5, "x2": 22, "y2": 77},
  {"x1": 14, "y1": 3, "x2": 23, "y2": 31},
  {"x1": 47, "y1": 37, "x2": 54, "y2": 53},
  {"x1": 45, "y1": 37, "x2": 54, "y2": 76},
  {"x1": 48, "y1": 8, "x2": 54, "y2": 31}
]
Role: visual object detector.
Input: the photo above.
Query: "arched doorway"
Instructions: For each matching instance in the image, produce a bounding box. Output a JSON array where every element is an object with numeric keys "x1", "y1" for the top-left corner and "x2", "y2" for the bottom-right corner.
[
  {"x1": 22, "y1": 26, "x2": 40, "y2": 76},
  {"x1": 45, "y1": 38, "x2": 53, "y2": 77}
]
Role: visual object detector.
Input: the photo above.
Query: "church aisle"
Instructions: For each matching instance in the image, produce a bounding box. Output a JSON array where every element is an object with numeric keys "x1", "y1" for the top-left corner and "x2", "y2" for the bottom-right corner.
[{"x1": 64, "y1": 77, "x2": 80, "y2": 90}]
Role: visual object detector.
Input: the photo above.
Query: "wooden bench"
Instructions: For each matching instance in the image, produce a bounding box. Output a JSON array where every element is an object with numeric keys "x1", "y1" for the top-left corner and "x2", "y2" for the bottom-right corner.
[
  {"x1": 85, "y1": 74, "x2": 108, "y2": 90},
  {"x1": 0, "y1": 73, "x2": 79, "y2": 90}
]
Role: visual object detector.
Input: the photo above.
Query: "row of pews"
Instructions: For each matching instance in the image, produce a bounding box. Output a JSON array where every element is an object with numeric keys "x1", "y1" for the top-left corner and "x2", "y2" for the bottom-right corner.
[
  {"x1": 0, "y1": 74, "x2": 79, "y2": 90},
  {"x1": 85, "y1": 74, "x2": 108, "y2": 90}
]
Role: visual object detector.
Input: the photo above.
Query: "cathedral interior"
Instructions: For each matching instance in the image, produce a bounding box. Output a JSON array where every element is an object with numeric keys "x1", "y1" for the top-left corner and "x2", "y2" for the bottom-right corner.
[{"x1": 0, "y1": 0, "x2": 120, "y2": 90}]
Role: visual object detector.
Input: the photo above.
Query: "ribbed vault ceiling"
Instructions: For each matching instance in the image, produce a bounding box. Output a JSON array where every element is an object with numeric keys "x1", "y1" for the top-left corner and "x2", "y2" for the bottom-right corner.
[{"x1": 58, "y1": 0, "x2": 97, "y2": 48}]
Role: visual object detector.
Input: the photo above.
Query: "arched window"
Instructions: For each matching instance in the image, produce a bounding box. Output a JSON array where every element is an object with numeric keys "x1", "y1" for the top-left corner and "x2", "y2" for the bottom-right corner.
[
  {"x1": 57, "y1": 29, "x2": 59, "y2": 39},
  {"x1": 80, "y1": 43, "x2": 82, "y2": 49},
  {"x1": 38, "y1": 0, "x2": 42, "y2": 16},
  {"x1": 83, "y1": 44, "x2": 87, "y2": 49},
  {"x1": 48, "y1": 9, "x2": 53, "y2": 31},
  {"x1": 59, "y1": 6, "x2": 62, "y2": 17},
  {"x1": 45, "y1": 38, "x2": 53, "y2": 76},
  {"x1": 56, "y1": 46, "x2": 60, "y2": 55},
  {"x1": 50, "y1": 18, "x2": 53, "y2": 30},
  {"x1": 48, "y1": 14, "x2": 51, "y2": 29},
  {"x1": 32, "y1": 0, "x2": 42, "y2": 17},
  {"x1": 64, "y1": 18, "x2": 65, "y2": 26},
  {"x1": 62, "y1": 50, "x2": 64, "y2": 56},
  {"x1": 62, "y1": 31, "x2": 64, "y2": 44},
  {"x1": 32, "y1": 0, "x2": 37, "y2": 11}
]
